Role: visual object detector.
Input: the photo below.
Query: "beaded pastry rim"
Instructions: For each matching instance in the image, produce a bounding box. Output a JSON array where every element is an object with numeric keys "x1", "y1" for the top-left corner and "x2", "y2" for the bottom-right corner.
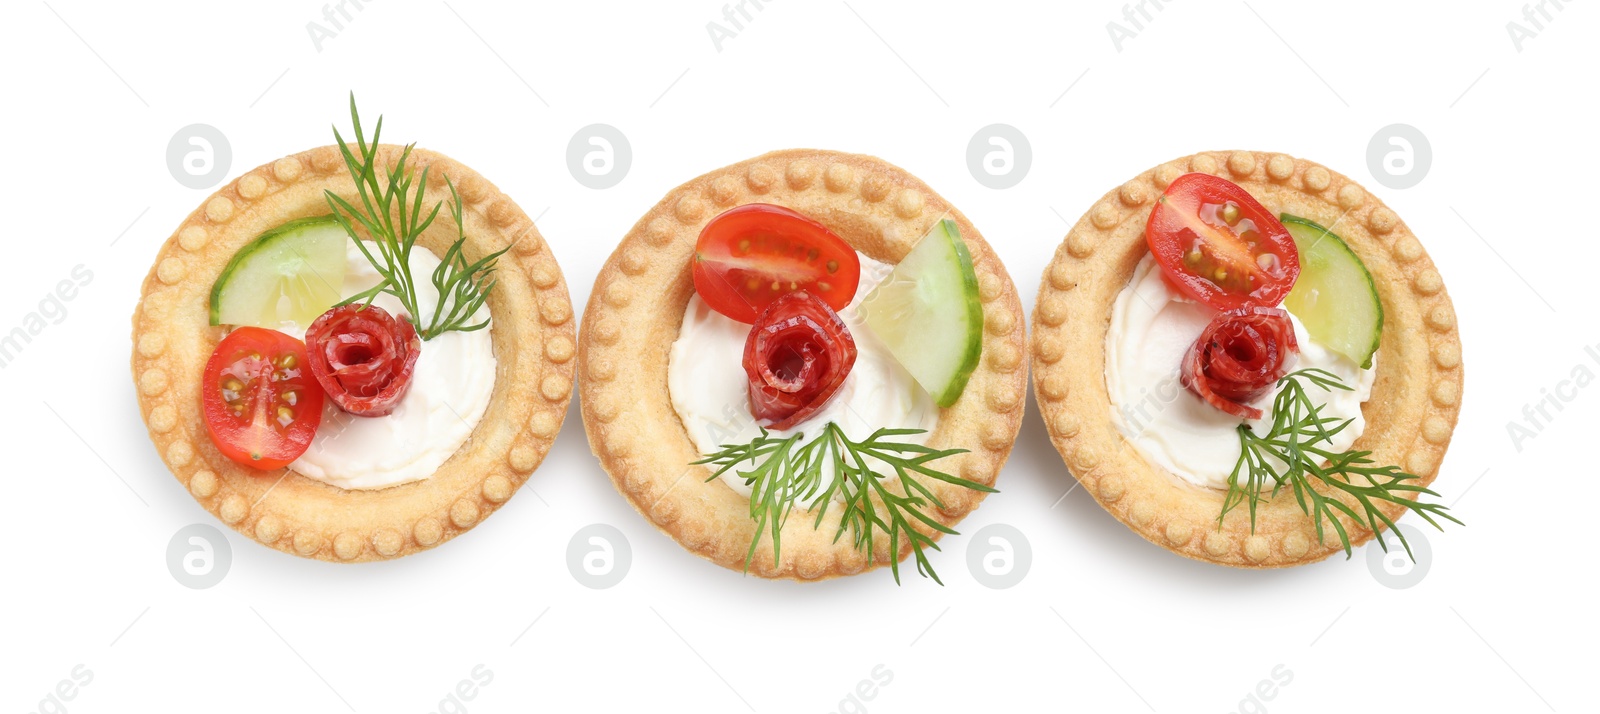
[
  {"x1": 577, "y1": 148, "x2": 1029, "y2": 581},
  {"x1": 1030, "y1": 150, "x2": 1463, "y2": 568},
  {"x1": 130, "y1": 144, "x2": 576, "y2": 562}
]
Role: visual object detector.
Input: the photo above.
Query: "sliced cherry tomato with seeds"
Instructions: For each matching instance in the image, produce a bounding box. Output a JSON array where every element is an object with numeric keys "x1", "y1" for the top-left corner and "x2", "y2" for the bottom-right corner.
[
  {"x1": 693, "y1": 203, "x2": 861, "y2": 323},
  {"x1": 1145, "y1": 173, "x2": 1300, "y2": 311},
  {"x1": 201, "y1": 327, "x2": 325, "y2": 470}
]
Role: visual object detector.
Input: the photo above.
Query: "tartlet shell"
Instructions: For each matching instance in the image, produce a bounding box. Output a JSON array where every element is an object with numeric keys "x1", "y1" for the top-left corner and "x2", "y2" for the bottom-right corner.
[
  {"x1": 131, "y1": 145, "x2": 575, "y2": 562},
  {"x1": 1031, "y1": 151, "x2": 1463, "y2": 568},
  {"x1": 578, "y1": 149, "x2": 1030, "y2": 581}
]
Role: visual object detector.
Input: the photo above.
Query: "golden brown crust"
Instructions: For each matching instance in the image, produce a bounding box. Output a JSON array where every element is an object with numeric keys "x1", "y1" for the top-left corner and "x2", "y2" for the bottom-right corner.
[
  {"x1": 1030, "y1": 151, "x2": 1463, "y2": 568},
  {"x1": 578, "y1": 149, "x2": 1028, "y2": 580},
  {"x1": 130, "y1": 145, "x2": 575, "y2": 562}
]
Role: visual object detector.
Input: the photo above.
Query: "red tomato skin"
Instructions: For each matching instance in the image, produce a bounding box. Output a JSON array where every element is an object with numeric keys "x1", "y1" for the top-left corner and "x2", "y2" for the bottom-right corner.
[
  {"x1": 1145, "y1": 173, "x2": 1300, "y2": 311},
  {"x1": 200, "y1": 327, "x2": 325, "y2": 471},
  {"x1": 693, "y1": 203, "x2": 861, "y2": 324}
]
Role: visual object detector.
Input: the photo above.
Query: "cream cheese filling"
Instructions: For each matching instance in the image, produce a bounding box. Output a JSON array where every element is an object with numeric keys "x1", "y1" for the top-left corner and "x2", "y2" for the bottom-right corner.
[
  {"x1": 1105, "y1": 255, "x2": 1376, "y2": 490},
  {"x1": 667, "y1": 254, "x2": 938, "y2": 506},
  {"x1": 278, "y1": 242, "x2": 496, "y2": 491}
]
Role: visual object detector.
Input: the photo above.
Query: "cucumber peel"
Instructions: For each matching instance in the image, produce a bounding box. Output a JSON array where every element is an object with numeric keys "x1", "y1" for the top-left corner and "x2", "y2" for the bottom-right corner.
[
  {"x1": 860, "y1": 219, "x2": 984, "y2": 407},
  {"x1": 1280, "y1": 214, "x2": 1383, "y2": 369},
  {"x1": 209, "y1": 215, "x2": 348, "y2": 329}
]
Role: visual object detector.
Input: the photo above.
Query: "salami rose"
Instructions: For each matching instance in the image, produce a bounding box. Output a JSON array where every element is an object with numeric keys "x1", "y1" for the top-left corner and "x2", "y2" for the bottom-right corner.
[
  {"x1": 742, "y1": 290, "x2": 857, "y2": 430},
  {"x1": 304, "y1": 304, "x2": 421, "y2": 417},
  {"x1": 1180, "y1": 307, "x2": 1298, "y2": 420}
]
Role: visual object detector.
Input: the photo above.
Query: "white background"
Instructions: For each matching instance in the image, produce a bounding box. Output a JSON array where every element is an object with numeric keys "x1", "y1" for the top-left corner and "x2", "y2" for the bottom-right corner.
[{"x1": 3, "y1": 1, "x2": 1595, "y2": 712}]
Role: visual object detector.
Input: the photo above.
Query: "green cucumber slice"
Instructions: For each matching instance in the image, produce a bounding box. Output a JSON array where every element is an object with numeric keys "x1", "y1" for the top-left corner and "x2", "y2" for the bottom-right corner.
[
  {"x1": 1280, "y1": 214, "x2": 1383, "y2": 369},
  {"x1": 209, "y1": 215, "x2": 348, "y2": 329},
  {"x1": 859, "y1": 219, "x2": 984, "y2": 407}
]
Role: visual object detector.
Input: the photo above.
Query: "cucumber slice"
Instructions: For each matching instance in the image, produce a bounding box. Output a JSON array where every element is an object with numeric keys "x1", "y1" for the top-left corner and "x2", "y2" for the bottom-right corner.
[
  {"x1": 209, "y1": 216, "x2": 348, "y2": 329},
  {"x1": 1280, "y1": 214, "x2": 1383, "y2": 369},
  {"x1": 860, "y1": 219, "x2": 984, "y2": 408}
]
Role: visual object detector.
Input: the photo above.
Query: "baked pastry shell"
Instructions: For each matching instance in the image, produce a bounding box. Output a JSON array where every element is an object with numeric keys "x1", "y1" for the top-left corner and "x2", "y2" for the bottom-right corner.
[
  {"x1": 1031, "y1": 150, "x2": 1463, "y2": 568},
  {"x1": 131, "y1": 144, "x2": 576, "y2": 562},
  {"x1": 578, "y1": 149, "x2": 1030, "y2": 581}
]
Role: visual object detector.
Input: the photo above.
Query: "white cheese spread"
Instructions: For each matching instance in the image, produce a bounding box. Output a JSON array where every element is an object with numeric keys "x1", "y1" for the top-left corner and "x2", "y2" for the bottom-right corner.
[
  {"x1": 1105, "y1": 255, "x2": 1375, "y2": 490},
  {"x1": 280, "y1": 242, "x2": 496, "y2": 491},
  {"x1": 668, "y1": 254, "x2": 937, "y2": 504}
]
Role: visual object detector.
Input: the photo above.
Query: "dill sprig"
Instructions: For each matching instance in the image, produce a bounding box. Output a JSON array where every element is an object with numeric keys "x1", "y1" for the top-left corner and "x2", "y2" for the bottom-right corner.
[
  {"x1": 323, "y1": 94, "x2": 507, "y2": 340},
  {"x1": 1220, "y1": 368, "x2": 1462, "y2": 560},
  {"x1": 695, "y1": 424, "x2": 994, "y2": 584}
]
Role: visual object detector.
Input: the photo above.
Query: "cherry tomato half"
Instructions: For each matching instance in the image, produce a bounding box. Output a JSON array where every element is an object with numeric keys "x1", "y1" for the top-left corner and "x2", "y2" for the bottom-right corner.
[
  {"x1": 692, "y1": 203, "x2": 861, "y2": 323},
  {"x1": 200, "y1": 327, "x2": 325, "y2": 470},
  {"x1": 1145, "y1": 173, "x2": 1300, "y2": 310}
]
